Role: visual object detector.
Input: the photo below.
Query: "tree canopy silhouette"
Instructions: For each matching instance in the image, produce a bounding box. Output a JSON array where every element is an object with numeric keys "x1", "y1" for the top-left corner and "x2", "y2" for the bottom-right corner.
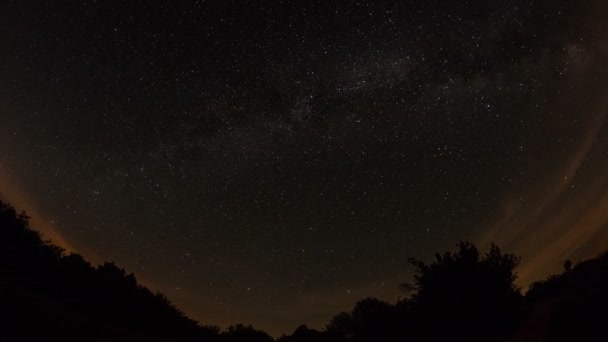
[
  {"x1": 1, "y1": 200, "x2": 607, "y2": 341},
  {"x1": 402, "y1": 241, "x2": 524, "y2": 340},
  {"x1": 0, "y1": 201, "x2": 220, "y2": 341},
  {"x1": 321, "y1": 242, "x2": 525, "y2": 341}
]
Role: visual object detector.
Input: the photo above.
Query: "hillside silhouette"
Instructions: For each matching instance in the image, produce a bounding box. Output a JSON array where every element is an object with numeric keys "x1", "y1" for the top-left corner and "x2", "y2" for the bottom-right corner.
[{"x1": 1, "y1": 200, "x2": 607, "y2": 341}]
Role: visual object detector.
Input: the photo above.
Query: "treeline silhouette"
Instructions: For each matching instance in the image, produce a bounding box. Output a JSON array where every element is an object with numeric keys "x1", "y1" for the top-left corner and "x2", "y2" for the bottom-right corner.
[
  {"x1": 1, "y1": 201, "x2": 607, "y2": 341},
  {"x1": 0, "y1": 201, "x2": 273, "y2": 341}
]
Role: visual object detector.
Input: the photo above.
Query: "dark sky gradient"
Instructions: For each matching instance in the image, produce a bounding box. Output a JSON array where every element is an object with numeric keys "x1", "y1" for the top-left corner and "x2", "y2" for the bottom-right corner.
[{"x1": 1, "y1": 0, "x2": 607, "y2": 336}]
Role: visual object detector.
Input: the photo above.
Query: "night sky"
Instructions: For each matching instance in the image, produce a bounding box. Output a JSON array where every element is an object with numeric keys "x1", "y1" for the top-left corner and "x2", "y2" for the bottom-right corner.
[{"x1": 1, "y1": 0, "x2": 607, "y2": 336}]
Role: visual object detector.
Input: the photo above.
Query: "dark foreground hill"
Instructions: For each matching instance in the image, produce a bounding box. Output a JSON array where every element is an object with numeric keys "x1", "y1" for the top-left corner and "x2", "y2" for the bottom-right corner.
[
  {"x1": 0, "y1": 201, "x2": 273, "y2": 342},
  {"x1": 1, "y1": 200, "x2": 607, "y2": 341},
  {"x1": 512, "y1": 251, "x2": 608, "y2": 341},
  {"x1": 0, "y1": 202, "x2": 215, "y2": 341}
]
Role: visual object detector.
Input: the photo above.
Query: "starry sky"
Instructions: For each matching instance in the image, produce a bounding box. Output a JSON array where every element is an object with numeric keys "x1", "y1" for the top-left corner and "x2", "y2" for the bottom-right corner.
[{"x1": 1, "y1": 0, "x2": 607, "y2": 336}]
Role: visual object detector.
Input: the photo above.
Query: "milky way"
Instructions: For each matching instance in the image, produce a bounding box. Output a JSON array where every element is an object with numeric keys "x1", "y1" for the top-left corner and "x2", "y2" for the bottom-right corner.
[{"x1": 1, "y1": 0, "x2": 607, "y2": 336}]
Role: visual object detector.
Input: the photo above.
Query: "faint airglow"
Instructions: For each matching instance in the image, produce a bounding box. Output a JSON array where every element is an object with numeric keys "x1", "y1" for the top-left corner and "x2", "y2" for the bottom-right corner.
[
  {"x1": 0, "y1": 164, "x2": 72, "y2": 248},
  {"x1": 480, "y1": 101, "x2": 608, "y2": 287}
]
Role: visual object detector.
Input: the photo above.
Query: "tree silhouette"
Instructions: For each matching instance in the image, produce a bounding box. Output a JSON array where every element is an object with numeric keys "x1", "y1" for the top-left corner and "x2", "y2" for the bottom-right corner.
[
  {"x1": 221, "y1": 324, "x2": 274, "y2": 342},
  {"x1": 277, "y1": 325, "x2": 330, "y2": 342},
  {"x1": 521, "y1": 252, "x2": 608, "y2": 341},
  {"x1": 2, "y1": 200, "x2": 608, "y2": 341},
  {"x1": 402, "y1": 242, "x2": 524, "y2": 340},
  {"x1": 0, "y1": 200, "x2": 220, "y2": 341},
  {"x1": 318, "y1": 242, "x2": 525, "y2": 342},
  {"x1": 325, "y1": 311, "x2": 355, "y2": 341}
]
